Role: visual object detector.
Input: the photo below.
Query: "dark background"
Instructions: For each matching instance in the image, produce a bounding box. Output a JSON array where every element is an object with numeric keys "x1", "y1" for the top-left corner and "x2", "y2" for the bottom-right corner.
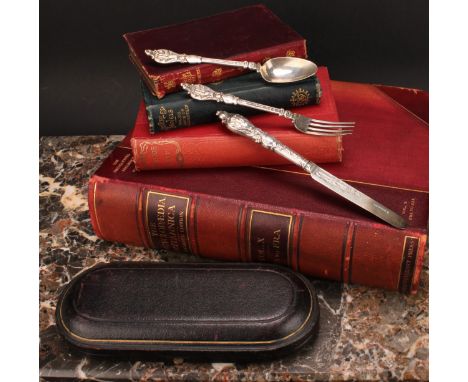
[{"x1": 40, "y1": 0, "x2": 428, "y2": 136}]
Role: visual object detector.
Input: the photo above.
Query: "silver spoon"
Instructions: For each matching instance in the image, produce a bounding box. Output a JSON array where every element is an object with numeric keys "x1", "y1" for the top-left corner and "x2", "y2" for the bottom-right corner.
[{"x1": 144, "y1": 49, "x2": 318, "y2": 83}]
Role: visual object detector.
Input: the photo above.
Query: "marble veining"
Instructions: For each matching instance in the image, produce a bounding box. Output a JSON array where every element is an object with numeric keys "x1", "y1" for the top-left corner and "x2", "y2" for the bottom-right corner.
[{"x1": 39, "y1": 135, "x2": 428, "y2": 381}]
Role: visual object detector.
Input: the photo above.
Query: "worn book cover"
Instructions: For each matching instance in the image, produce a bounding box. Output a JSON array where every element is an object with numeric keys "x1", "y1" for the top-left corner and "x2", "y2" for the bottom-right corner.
[{"x1": 123, "y1": 4, "x2": 308, "y2": 98}]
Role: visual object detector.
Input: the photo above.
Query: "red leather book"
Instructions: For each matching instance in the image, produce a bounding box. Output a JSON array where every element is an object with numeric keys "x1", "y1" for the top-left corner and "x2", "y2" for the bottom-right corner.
[
  {"x1": 375, "y1": 84, "x2": 429, "y2": 123},
  {"x1": 131, "y1": 67, "x2": 343, "y2": 170},
  {"x1": 123, "y1": 5, "x2": 308, "y2": 98},
  {"x1": 89, "y1": 81, "x2": 428, "y2": 293}
]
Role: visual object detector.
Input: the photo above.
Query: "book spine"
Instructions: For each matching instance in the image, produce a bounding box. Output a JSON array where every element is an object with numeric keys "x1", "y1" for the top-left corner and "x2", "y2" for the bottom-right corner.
[
  {"x1": 143, "y1": 75, "x2": 321, "y2": 132},
  {"x1": 89, "y1": 176, "x2": 426, "y2": 293},
  {"x1": 151, "y1": 40, "x2": 307, "y2": 98},
  {"x1": 130, "y1": 133, "x2": 341, "y2": 170}
]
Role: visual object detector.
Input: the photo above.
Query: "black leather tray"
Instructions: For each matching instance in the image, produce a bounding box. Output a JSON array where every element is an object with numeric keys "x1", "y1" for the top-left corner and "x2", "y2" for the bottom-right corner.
[{"x1": 56, "y1": 262, "x2": 319, "y2": 358}]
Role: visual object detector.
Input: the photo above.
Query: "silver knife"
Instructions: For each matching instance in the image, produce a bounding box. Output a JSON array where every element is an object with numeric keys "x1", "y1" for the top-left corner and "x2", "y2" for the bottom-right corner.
[{"x1": 216, "y1": 111, "x2": 407, "y2": 229}]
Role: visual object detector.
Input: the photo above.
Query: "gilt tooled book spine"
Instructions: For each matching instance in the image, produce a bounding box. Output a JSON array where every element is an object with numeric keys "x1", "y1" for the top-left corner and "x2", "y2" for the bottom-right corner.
[
  {"x1": 88, "y1": 141, "x2": 427, "y2": 293},
  {"x1": 123, "y1": 5, "x2": 308, "y2": 98},
  {"x1": 131, "y1": 67, "x2": 342, "y2": 170},
  {"x1": 142, "y1": 73, "x2": 322, "y2": 133}
]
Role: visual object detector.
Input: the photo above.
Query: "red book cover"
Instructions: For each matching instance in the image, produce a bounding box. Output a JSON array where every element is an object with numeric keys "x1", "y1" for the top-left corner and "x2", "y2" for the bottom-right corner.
[
  {"x1": 89, "y1": 81, "x2": 428, "y2": 293},
  {"x1": 123, "y1": 5, "x2": 308, "y2": 98},
  {"x1": 131, "y1": 67, "x2": 343, "y2": 170}
]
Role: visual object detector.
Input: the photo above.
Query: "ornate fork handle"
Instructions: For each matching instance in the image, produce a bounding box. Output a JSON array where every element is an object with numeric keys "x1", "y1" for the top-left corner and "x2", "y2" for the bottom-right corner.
[
  {"x1": 215, "y1": 111, "x2": 312, "y2": 171},
  {"x1": 145, "y1": 49, "x2": 260, "y2": 71},
  {"x1": 181, "y1": 83, "x2": 294, "y2": 119}
]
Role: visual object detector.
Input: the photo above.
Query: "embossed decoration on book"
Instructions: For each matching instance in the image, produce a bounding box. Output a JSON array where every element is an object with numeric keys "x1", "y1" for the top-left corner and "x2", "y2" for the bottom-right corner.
[
  {"x1": 138, "y1": 141, "x2": 184, "y2": 167},
  {"x1": 290, "y1": 88, "x2": 310, "y2": 107}
]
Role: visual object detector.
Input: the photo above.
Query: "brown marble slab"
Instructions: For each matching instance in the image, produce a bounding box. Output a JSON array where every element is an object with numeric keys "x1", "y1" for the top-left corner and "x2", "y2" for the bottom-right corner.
[{"x1": 39, "y1": 135, "x2": 428, "y2": 381}]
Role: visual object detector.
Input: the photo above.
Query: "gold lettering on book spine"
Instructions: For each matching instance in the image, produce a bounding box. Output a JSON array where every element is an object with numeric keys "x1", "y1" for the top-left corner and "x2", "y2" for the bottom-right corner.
[
  {"x1": 272, "y1": 229, "x2": 282, "y2": 263},
  {"x1": 248, "y1": 209, "x2": 293, "y2": 265},
  {"x1": 401, "y1": 197, "x2": 417, "y2": 221},
  {"x1": 397, "y1": 236, "x2": 420, "y2": 293},
  {"x1": 158, "y1": 106, "x2": 168, "y2": 130},
  {"x1": 176, "y1": 105, "x2": 191, "y2": 127},
  {"x1": 145, "y1": 191, "x2": 191, "y2": 253},
  {"x1": 158, "y1": 106, "x2": 178, "y2": 130}
]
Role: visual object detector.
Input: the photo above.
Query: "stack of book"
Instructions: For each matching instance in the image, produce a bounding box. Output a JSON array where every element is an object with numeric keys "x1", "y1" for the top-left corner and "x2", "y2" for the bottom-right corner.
[{"x1": 89, "y1": 5, "x2": 428, "y2": 293}]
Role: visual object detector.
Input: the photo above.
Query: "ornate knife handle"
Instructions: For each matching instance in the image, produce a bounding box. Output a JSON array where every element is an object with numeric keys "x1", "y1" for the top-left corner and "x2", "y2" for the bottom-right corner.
[
  {"x1": 145, "y1": 49, "x2": 261, "y2": 71},
  {"x1": 182, "y1": 83, "x2": 295, "y2": 119},
  {"x1": 217, "y1": 111, "x2": 407, "y2": 229},
  {"x1": 216, "y1": 111, "x2": 312, "y2": 171}
]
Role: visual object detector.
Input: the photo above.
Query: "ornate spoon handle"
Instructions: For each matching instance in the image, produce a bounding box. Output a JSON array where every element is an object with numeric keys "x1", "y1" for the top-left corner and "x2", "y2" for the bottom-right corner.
[
  {"x1": 181, "y1": 83, "x2": 294, "y2": 119},
  {"x1": 145, "y1": 49, "x2": 261, "y2": 71}
]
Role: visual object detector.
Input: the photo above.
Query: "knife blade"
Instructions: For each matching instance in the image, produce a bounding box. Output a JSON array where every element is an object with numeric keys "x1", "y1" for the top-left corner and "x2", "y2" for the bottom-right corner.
[{"x1": 216, "y1": 111, "x2": 407, "y2": 229}]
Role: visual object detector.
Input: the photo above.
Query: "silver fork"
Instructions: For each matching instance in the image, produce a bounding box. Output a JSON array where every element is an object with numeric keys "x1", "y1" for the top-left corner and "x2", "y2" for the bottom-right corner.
[{"x1": 181, "y1": 83, "x2": 354, "y2": 136}]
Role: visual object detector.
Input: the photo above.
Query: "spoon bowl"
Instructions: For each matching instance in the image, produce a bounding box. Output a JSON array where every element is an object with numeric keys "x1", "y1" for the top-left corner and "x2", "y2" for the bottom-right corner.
[{"x1": 259, "y1": 57, "x2": 318, "y2": 83}]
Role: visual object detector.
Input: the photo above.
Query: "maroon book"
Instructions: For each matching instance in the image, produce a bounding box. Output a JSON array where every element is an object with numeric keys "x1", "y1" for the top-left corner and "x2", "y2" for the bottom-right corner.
[
  {"x1": 123, "y1": 5, "x2": 308, "y2": 98},
  {"x1": 88, "y1": 81, "x2": 428, "y2": 293}
]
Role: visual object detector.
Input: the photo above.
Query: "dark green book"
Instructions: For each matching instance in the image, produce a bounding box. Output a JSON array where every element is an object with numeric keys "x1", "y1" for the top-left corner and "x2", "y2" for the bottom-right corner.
[{"x1": 141, "y1": 73, "x2": 322, "y2": 133}]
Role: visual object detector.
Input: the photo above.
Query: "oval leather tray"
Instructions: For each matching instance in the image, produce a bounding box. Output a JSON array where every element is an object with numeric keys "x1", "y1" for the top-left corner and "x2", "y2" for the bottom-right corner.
[{"x1": 56, "y1": 262, "x2": 319, "y2": 357}]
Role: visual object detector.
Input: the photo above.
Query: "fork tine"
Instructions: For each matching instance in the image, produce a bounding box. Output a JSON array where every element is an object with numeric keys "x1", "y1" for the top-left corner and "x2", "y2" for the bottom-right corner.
[
  {"x1": 307, "y1": 131, "x2": 354, "y2": 136},
  {"x1": 308, "y1": 121, "x2": 355, "y2": 129},
  {"x1": 305, "y1": 127, "x2": 353, "y2": 134},
  {"x1": 309, "y1": 118, "x2": 355, "y2": 125},
  {"x1": 307, "y1": 126, "x2": 353, "y2": 133},
  {"x1": 306, "y1": 126, "x2": 353, "y2": 133},
  {"x1": 293, "y1": 114, "x2": 355, "y2": 135},
  {"x1": 304, "y1": 130, "x2": 353, "y2": 136}
]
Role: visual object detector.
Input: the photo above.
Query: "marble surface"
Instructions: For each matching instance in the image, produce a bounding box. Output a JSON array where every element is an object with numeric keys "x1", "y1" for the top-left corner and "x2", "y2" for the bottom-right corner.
[{"x1": 39, "y1": 135, "x2": 429, "y2": 381}]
